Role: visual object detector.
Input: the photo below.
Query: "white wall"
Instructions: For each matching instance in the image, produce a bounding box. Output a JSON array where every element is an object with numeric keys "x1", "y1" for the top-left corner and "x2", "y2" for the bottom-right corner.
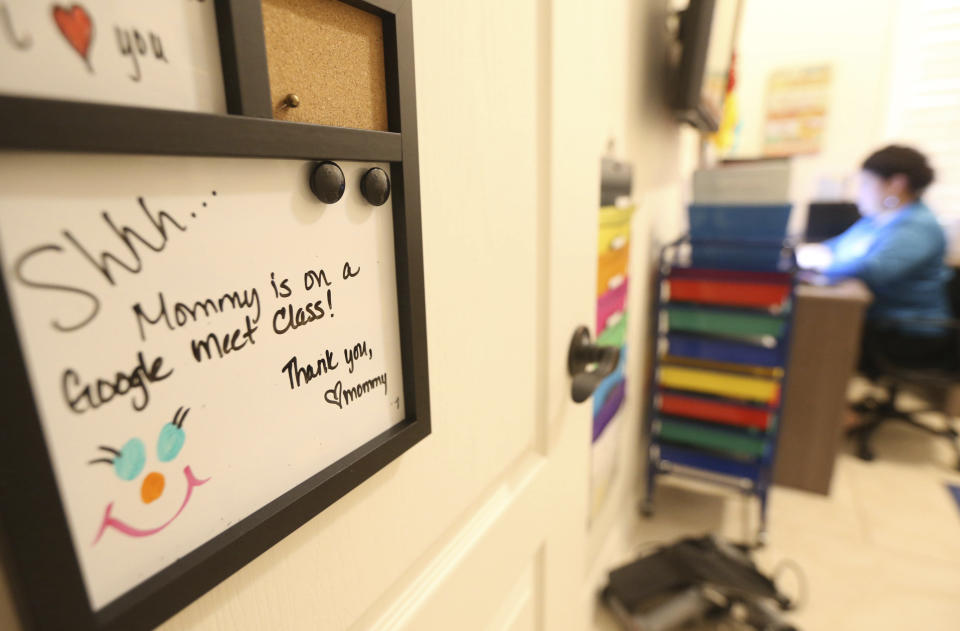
[
  {"x1": 732, "y1": 0, "x2": 900, "y2": 234},
  {"x1": 885, "y1": 0, "x2": 960, "y2": 224}
]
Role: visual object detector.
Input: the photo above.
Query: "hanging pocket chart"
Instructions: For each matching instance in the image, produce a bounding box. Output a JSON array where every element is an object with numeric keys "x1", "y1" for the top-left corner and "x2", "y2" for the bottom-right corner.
[
  {"x1": 597, "y1": 280, "x2": 628, "y2": 333},
  {"x1": 597, "y1": 246, "x2": 629, "y2": 296}
]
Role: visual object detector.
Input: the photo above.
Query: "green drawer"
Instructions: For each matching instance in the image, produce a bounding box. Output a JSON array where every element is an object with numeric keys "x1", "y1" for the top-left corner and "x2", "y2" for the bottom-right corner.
[
  {"x1": 656, "y1": 417, "x2": 768, "y2": 459},
  {"x1": 664, "y1": 306, "x2": 786, "y2": 338}
]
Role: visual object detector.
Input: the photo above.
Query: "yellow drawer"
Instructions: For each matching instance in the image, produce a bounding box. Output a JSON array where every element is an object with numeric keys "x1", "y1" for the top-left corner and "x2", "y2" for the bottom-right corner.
[{"x1": 658, "y1": 365, "x2": 779, "y2": 403}]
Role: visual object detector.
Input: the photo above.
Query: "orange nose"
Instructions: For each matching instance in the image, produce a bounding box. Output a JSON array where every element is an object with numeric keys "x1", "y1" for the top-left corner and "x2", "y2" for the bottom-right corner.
[{"x1": 140, "y1": 472, "x2": 165, "y2": 504}]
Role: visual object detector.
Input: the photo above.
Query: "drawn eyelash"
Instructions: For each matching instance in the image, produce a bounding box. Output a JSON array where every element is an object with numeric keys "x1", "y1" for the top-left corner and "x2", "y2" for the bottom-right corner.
[
  {"x1": 173, "y1": 406, "x2": 190, "y2": 428},
  {"x1": 88, "y1": 445, "x2": 120, "y2": 466}
]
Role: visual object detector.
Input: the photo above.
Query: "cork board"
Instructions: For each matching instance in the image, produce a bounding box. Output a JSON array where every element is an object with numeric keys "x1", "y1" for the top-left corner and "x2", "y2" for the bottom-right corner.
[{"x1": 262, "y1": 0, "x2": 389, "y2": 130}]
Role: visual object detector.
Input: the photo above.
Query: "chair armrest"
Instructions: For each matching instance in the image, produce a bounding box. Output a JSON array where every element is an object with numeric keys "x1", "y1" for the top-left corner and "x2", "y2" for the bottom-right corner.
[
  {"x1": 868, "y1": 316, "x2": 960, "y2": 330},
  {"x1": 863, "y1": 316, "x2": 958, "y2": 376}
]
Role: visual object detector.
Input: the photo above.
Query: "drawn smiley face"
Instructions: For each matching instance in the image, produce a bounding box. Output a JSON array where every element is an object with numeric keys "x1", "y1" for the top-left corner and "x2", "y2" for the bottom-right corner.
[{"x1": 88, "y1": 407, "x2": 209, "y2": 544}]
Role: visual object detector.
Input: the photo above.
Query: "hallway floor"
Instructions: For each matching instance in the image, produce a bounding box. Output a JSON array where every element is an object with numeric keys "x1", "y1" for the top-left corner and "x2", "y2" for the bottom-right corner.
[{"x1": 593, "y1": 411, "x2": 960, "y2": 631}]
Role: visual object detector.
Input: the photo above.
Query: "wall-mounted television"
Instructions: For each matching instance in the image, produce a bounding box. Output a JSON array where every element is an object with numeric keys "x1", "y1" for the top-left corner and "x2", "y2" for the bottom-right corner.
[{"x1": 670, "y1": 0, "x2": 742, "y2": 132}]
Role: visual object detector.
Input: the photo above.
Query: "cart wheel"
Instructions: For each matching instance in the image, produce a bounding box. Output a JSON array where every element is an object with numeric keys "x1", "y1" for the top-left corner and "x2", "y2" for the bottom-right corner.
[
  {"x1": 640, "y1": 500, "x2": 655, "y2": 518},
  {"x1": 856, "y1": 444, "x2": 875, "y2": 462}
]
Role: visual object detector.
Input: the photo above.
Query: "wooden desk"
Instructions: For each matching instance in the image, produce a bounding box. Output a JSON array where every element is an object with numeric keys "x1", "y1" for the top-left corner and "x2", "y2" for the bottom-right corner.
[
  {"x1": 773, "y1": 280, "x2": 873, "y2": 495},
  {"x1": 943, "y1": 260, "x2": 960, "y2": 416}
]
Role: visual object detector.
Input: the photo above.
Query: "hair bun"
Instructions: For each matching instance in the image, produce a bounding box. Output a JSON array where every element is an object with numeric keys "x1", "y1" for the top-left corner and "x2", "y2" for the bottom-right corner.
[{"x1": 862, "y1": 145, "x2": 935, "y2": 195}]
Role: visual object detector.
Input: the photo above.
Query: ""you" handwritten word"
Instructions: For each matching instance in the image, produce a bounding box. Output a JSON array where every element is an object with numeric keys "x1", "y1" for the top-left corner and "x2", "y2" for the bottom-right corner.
[
  {"x1": 344, "y1": 340, "x2": 372, "y2": 374},
  {"x1": 115, "y1": 26, "x2": 167, "y2": 82}
]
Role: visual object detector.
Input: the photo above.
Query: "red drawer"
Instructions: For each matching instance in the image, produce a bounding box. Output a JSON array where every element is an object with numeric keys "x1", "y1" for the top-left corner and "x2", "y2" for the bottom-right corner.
[
  {"x1": 667, "y1": 278, "x2": 790, "y2": 309},
  {"x1": 658, "y1": 391, "x2": 772, "y2": 430}
]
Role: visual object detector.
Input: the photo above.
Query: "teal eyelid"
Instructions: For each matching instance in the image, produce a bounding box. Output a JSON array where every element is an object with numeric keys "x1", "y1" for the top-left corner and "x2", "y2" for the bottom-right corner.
[
  {"x1": 114, "y1": 438, "x2": 145, "y2": 481},
  {"x1": 157, "y1": 423, "x2": 186, "y2": 462}
]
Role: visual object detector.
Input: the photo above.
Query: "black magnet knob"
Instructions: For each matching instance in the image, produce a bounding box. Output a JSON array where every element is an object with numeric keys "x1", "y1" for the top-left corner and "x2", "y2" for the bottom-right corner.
[
  {"x1": 309, "y1": 161, "x2": 345, "y2": 203},
  {"x1": 361, "y1": 167, "x2": 391, "y2": 206}
]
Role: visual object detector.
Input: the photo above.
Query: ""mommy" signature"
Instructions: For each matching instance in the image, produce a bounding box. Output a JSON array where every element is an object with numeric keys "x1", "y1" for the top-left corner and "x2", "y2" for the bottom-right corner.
[{"x1": 324, "y1": 373, "x2": 387, "y2": 409}]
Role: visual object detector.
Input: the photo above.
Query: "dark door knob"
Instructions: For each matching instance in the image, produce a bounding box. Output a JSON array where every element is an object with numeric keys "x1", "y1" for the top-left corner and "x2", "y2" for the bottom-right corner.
[{"x1": 567, "y1": 326, "x2": 621, "y2": 403}]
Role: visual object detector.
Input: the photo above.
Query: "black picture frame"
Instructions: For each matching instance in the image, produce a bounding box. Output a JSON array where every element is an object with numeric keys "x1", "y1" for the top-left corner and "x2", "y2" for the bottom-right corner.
[{"x1": 0, "y1": 1, "x2": 429, "y2": 630}]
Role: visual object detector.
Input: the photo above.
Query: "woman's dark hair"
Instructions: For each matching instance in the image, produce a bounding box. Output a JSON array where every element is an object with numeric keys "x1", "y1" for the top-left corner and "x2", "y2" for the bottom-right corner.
[{"x1": 862, "y1": 145, "x2": 935, "y2": 195}]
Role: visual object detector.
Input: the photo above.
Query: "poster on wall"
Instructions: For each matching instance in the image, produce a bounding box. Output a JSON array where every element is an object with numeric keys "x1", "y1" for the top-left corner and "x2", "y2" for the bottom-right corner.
[
  {"x1": 0, "y1": 0, "x2": 227, "y2": 113},
  {"x1": 762, "y1": 65, "x2": 831, "y2": 157}
]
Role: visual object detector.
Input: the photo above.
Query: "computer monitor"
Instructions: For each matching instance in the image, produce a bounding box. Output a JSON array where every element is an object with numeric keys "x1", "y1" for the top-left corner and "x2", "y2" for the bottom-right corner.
[
  {"x1": 670, "y1": 0, "x2": 742, "y2": 132},
  {"x1": 804, "y1": 202, "x2": 860, "y2": 243}
]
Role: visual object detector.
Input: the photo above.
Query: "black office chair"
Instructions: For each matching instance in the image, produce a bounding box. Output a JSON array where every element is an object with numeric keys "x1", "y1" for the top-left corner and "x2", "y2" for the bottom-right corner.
[{"x1": 847, "y1": 272, "x2": 960, "y2": 470}]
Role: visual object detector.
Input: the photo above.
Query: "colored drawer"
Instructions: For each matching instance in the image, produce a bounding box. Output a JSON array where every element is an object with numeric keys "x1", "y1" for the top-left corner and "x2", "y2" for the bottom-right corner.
[
  {"x1": 598, "y1": 247, "x2": 629, "y2": 296},
  {"x1": 658, "y1": 365, "x2": 779, "y2": 403},
  {"x1": 654, "y1": 443, "x2": 762, "y2": 483},
  {"x1": 666, "y1": 278, "x2": 791, "y2": 309},
  {"x1": 669, "y1": 267, "x2": 793, "y2": 284},
  {"x1": 688, "y1": 204, "x2": 791, "y2": 242},
  {"x1": 597, "y1": 280, "x2": 628, "y2": 333},
  {"x1": 658, "y1": 391, "x2": 772, "y2": 430},
  {"x1": 690, "y1": 244, "x2": 786, "y2": 273},
  {"x1": 656, "y1": 417, "x2": 766, "y2": 459},
  {"x1": 686, "y1": 203, "x2": 791, "y2": 273},
  {"x1": 663, "y1": 356, "x2": 783, "y2": 379},
  {"x1": 665, "y1": 333, "x2": 784, "y2": 368},
  {"x1": 663, "y1": 306, "x2": 786, "y2": 338}
]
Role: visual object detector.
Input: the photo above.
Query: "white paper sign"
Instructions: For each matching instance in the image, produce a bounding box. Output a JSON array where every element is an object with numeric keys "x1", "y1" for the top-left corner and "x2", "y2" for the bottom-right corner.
[
  {"x1": 0, "y1": 1, "x2": 226, "y2": 112},
  {"x1": 0, "y1": 152, "x2": 405, "y2": 609}
]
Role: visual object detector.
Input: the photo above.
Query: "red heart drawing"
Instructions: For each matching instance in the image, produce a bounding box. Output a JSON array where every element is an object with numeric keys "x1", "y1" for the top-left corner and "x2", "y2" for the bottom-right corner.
[{"x1": 52, "y1": 4, "x2": 94, "y2": 70}]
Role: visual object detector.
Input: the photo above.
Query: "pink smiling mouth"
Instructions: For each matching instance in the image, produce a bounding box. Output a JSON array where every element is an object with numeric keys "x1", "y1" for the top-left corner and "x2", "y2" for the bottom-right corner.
[{"x1": 93, "y1": 465, "x2": 210, "y2": 545}]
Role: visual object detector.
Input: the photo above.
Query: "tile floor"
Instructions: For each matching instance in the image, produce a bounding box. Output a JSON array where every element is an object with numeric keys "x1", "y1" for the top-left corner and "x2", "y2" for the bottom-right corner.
[{"x1": 594, "y1": 402, "x2": 960, "y2": 631}]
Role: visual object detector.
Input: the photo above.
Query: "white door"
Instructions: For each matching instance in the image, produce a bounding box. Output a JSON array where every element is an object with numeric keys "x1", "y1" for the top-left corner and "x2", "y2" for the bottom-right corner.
[{"x1": 154, "y1": 1, "x2": 606, "y2": 629}]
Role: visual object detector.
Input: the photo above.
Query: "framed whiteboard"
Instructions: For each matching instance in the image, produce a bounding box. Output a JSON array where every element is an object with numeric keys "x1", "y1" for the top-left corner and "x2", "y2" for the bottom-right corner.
[{"x1": 0, "y1": 1, "x2": 429, "y2": 630}]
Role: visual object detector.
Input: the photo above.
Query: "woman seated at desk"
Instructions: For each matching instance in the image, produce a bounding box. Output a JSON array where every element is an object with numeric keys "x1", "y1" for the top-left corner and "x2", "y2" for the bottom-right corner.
[{"x1": 797, "y1": 145, "x2": 953, "y2": 372}]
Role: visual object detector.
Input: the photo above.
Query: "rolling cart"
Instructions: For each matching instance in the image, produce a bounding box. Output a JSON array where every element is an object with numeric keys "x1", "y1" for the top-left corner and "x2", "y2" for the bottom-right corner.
[{"x1": 642, "y1": 232, "x2": 797, "y2": 545}]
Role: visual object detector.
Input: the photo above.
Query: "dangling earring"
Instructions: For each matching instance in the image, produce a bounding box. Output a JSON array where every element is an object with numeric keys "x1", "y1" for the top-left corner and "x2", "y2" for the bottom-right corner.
[{"x1": 883, "y1": 195, "x2": 900, "y2": 209}]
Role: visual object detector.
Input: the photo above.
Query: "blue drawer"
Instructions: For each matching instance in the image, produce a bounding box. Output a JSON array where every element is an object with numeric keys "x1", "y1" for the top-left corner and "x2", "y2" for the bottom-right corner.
[
  {"x1": 653, "y1": 443, "x2": 763, "y2": 483},
  {"x1": 666, "y1": 333, "x2": 784, "y2": 368}
]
